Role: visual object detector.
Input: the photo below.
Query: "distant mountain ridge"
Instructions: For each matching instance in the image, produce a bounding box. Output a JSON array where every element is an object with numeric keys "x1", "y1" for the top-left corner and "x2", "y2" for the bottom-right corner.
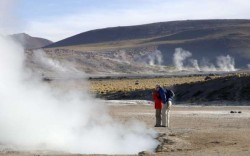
[
  {"x1": 35, "y1": 19, "x2": 250, "y2": 74},
  {"x1": 11, "y1": 33, "x2": 53, "y2": 49},
  {"x1": 46, "y1": 19, "x2": 250, "y2": 48}
]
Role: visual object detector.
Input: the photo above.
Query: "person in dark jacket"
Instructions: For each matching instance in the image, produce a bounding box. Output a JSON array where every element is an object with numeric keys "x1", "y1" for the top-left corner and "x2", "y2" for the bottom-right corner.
[
  {"x1": 152, "y1": 89, "x2": 163, "y2": 127},
  {"x1": 156, "y1": 85, "x2": 172, "y2": 127}
]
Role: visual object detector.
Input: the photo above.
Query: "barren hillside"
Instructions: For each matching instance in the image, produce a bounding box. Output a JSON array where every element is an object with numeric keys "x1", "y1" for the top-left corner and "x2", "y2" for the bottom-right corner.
[
  {"x1": 43, "y1": 20, "x2": 250, "y2": 69},
  {"x1": 10, "y1": 33, "x2": 53, "y2": 49},
  {"x1": 25, "y1": 20, "x2": 250, "y2": 74}
]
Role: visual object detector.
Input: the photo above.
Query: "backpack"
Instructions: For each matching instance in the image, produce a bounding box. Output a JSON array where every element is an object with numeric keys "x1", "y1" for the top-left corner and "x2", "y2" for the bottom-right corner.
[{"x1": 165, "y1": 89, "x2": 175, "y2": 99}]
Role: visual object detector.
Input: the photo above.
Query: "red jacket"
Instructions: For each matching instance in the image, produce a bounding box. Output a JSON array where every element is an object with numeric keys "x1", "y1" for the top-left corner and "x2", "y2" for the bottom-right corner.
[{"x1": 152, "y1": 91, "x2": 163, "y2": 109}]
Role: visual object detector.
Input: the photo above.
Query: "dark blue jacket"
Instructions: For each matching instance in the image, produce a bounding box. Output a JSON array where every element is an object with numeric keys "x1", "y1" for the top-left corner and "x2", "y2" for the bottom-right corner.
[
  {"x1": 159, "y1": 87, "x2": 167, "y2": 104},
  {"x1": 165, "y1": 89, "x2": 173, "y2": 102},
  {"x1": 159, "y1": 87, "x2": 173, "y2": 104}
]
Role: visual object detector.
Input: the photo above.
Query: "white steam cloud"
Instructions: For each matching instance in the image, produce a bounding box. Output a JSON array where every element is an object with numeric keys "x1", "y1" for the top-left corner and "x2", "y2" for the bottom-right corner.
[
  {"x1": 173, "y1": 48, "x2": 237, "y2": 72},
  {"x1": 247, "y1": 64, "x2": 250, "y2": 69},
  {"x1": 216, "y1": 55, "x2": 235, "y2": 72},
  {"x1": 0, "y1": 36, "x2": 158, "y2": 153},
  {"x1": 173, "y1": 48, "x2": 192, "y2": 70},
  {"x1": 200, "y1": 58, "x2": 217, "y2": 71},
  {"x1": 135, "y1": 49, "x2": 163, "y2": 66},
  {"x1": 148, "y1": 50, "x2": 163, "y2": 66},
  {"x1": 189, "y1": 59, "x2": 201, "y2": 71},
  {"x1": 31, "y1": 49, "x2": 83, "y2": 77}
]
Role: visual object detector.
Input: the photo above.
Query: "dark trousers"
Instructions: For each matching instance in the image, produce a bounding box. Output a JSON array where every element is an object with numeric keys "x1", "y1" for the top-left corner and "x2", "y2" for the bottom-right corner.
[{"x1": 155, "y1": 109, "x2": 161, "y2": 126}]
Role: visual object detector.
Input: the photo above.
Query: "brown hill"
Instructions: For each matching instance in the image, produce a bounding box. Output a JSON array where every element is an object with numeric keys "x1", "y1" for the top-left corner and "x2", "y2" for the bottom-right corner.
[
  {"x1": 41, "y1": 19, "x2": 250, "y2": 72},
  {"x1": 11, "y1": 33, "x2": 53, "y2": 49},
  {"x1": 45, "y1": 19, "x2": 250, "y2": 47}
]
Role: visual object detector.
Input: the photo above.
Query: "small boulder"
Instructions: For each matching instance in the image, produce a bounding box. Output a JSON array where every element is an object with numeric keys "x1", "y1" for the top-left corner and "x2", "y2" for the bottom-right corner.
[
  {"x1": 135, "y1": 80, "x2": 139, "y2": 85},
  {"x1": 204, "y1": 76, "x2": 212, "y2": 81}
]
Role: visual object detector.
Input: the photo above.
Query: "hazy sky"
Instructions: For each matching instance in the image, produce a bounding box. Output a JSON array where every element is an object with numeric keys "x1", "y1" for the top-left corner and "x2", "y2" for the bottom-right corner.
[{"x1": 2, "y1": 0, "x2": 250, "y2": 41}]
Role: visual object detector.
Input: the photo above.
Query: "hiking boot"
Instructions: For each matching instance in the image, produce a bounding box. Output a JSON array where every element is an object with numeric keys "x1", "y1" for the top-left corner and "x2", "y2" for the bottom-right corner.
[
  {"x1": 161, "y1": 125, "x2": 167, "y2": 127},
  {"x1": 154, "y1": 125, "x2": 161, "y2": 127}
]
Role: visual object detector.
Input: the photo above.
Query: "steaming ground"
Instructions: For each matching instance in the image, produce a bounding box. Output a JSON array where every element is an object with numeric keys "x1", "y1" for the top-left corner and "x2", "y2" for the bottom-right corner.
[
  {"x1": 29, "y1": 46, "x2": 240, "y2": 75},
  {"x1": 173, "y1": 48, "x2": 236, "y2": 72},
  {"x1": 0, "y1": 36, "x2": 158, "y2": 154},
  {"x1": 0, "y1": 101, "x2": 250, "y2": 156},
  {"x1": 0, "y1": 35, "x2": 249, "y2": 155}
]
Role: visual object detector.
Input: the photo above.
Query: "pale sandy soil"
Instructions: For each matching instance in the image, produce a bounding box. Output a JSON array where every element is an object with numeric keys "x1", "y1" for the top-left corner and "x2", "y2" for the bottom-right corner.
[
  {"x1": 1, "y1": 101, "x2": 250, "y2": 156},
  {"x1": 108, "y1": 102, "x2": 250, "y2": 156}
]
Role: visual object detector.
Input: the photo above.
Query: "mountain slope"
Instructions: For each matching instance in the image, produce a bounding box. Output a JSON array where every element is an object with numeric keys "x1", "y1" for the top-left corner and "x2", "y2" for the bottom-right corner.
[
  {"x1": 38, "y1": 19, "x2": 250, "y2": 74},
  {"x1": 11, "y1": 33, "x2": 53, "y2": 49},
  {"x1": 46, "y1": 19, "x2": 250, "y2": 47}
]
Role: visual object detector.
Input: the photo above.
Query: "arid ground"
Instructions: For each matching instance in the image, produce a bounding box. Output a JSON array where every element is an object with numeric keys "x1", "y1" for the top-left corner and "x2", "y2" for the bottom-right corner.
[
  {"x1": 1, "y1": 74, "x2": 250, "y2": 156},
  {"x1": 108, "y1": 102, "x2": 250, "y2": 156},
  {"x1": 1, "y1": 101, "x2": 249, "y2": 156}
]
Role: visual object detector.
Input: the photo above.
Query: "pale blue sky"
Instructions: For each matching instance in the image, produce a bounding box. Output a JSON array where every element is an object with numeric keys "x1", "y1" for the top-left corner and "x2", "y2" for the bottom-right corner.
[
  {"x1": 18, "y1": 0, "x2": 163, "y2": 22},
  {"x1": 1, "y1": 0, "x2": 250, "y2": 41},
  {"x1": 19, "y1": 0, "x2": 131, "y2": 19}
]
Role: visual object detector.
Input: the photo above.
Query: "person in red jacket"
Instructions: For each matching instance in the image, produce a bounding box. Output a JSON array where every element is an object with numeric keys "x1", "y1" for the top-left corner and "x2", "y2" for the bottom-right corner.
[{"x1": 152, "y1": 89, "x2": 163, "y2": 127}]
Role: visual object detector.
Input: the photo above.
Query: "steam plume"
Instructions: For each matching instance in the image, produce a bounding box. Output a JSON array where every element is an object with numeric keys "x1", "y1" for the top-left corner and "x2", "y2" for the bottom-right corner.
[
  {"x1": 135, "y1": 49, "x2": 163, "y2": 66},
  {"x1": 31, "y1": 49, "x2": 83, "y2": 77},
  {"x1": 173, "y1": 48, "x2": 192, "y2": 70},
  {"x1": 148, "y1": 50, "x2": 163, "y2": 66},
  {"x1": 189, "y1": 59, "x2": 201, "y2": 71},
  {"x1": 200, "y1": 58, "x2": 217, "y2": 71},
  {"x1": 173, "y1": 48, "x2": 236, "y2": 72},
  {"x1": 0, "y1": 35, "x2": 158, "y2": 154},
  {"x1": 216, "y1": 55, "x2": 235, "y2": 71}
]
